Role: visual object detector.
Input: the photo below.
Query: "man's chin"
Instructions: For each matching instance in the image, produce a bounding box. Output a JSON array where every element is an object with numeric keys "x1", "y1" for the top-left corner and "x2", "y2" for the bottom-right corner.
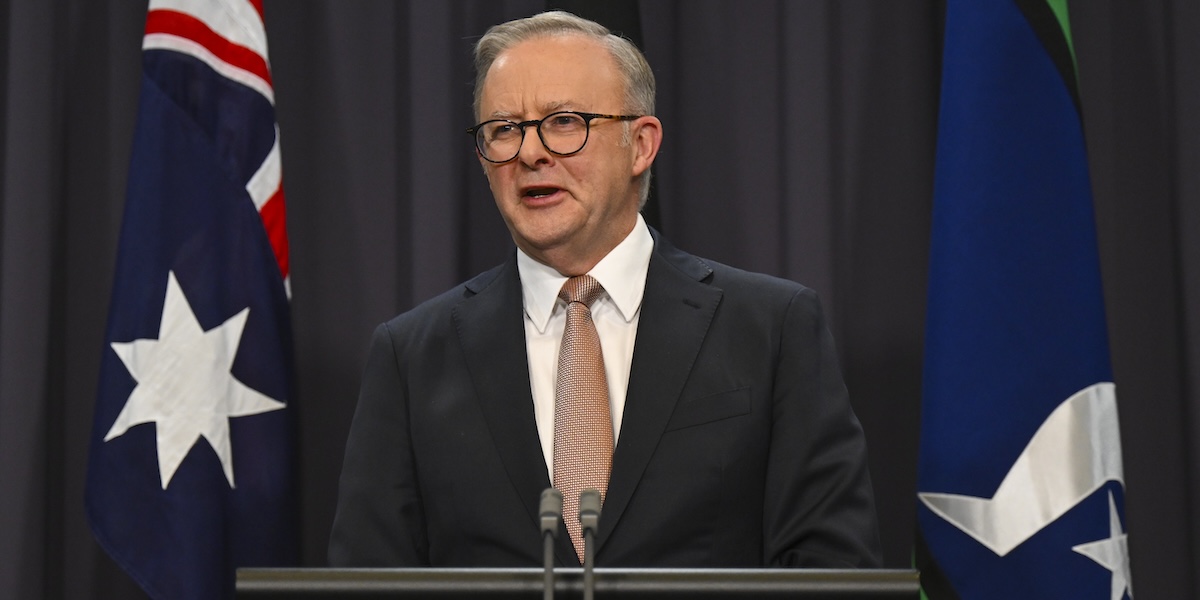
[
  {"x1": 514, "y1": 232, "x2": 572, "y2": 256},
  {"x1": 507, "y1": 212, "x2": 581, "y2": 248}
]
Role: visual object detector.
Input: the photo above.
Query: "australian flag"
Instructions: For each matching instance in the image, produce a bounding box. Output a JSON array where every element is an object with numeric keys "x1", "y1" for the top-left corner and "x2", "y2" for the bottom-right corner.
[
  {"x1": 85, "y1": 1, "x2": 297, "y2": 598},
  {"x1": 916, "y1": 1, "x2": 1132, "y2": 599}
]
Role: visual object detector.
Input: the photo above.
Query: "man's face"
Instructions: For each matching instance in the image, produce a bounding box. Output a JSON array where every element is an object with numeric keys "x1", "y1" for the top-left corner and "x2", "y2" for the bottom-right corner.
[{"x1": 477, "y1": 34, "x2": 657, "y2": 275}]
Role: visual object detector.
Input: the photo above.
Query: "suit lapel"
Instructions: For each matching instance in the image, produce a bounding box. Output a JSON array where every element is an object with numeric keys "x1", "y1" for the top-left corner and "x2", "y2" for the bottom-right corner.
[
  {"x1": 597, "y1": 234, "x2": 722, "y2": 552},
  {"x1": 452, "y1": 259, "x2": 555, "y2": 543}
]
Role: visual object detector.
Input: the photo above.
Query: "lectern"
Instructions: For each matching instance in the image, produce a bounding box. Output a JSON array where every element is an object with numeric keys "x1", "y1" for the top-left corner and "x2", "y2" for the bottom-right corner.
[{"x1": 236, "y1": 568, "x2": 919, "y2": 599}]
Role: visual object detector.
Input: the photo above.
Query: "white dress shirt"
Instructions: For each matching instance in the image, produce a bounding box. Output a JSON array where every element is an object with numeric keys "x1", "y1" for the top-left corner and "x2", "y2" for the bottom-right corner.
[{"x1": 517, "y1": 214, "x2": 654, "y2": 475}]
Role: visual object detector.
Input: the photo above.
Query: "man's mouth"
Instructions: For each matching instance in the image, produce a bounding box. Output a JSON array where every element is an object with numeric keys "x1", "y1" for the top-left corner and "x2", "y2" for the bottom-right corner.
[{"x1": 524, "y1": 187, "x2": 561, "y2": 199}]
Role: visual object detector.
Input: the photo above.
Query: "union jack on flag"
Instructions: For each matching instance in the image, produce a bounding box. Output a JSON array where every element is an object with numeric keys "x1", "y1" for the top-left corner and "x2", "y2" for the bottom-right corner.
[{"x1": 86, "y1": 0, "x2": 297, "y2": 597}]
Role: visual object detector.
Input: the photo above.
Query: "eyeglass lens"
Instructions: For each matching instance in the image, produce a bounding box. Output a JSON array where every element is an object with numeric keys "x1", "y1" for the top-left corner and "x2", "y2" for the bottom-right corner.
[{"x1": 476, "y1": 113, "x2": 589, "y2": 162}]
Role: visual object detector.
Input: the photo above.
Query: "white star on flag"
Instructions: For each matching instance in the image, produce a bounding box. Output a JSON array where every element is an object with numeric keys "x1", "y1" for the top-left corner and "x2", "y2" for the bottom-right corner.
[
  {"x1": 919, "y1": 383, "x2": 1123, "y2": 555},
  {"x1": 104, "y1": 270, "x2": 286, "y2": 489},
  {"x1": 1073, "y1": 491, "x2": 1134, "y2": 600}
]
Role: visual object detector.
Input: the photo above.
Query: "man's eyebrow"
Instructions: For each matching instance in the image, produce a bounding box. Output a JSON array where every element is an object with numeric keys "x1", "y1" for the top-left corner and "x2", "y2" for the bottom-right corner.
[
  {"x1": 489, "y1": 101, "x2": 575, "y2": 121},
  {"x1": 540, "y1": 100, "x2": 572, "y2": 113}
]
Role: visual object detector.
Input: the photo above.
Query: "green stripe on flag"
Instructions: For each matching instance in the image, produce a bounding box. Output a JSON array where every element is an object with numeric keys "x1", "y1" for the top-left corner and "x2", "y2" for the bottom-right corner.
[
  {"x1": 1012, "y1": 0, "x2": 1082, "y2": 113},
  {"x1": 1044, "y1": 0, "x2": 1077, "y2": 73}
]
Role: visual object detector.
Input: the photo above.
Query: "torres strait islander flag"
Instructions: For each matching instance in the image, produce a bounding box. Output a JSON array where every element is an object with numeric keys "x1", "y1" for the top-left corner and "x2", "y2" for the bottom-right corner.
[
  {"x1": 85, "y1": 1, "x2": 296, "y2": 598},
  {"x1": 916, "y1": 1, "x2": 1131, "y2": 599}
]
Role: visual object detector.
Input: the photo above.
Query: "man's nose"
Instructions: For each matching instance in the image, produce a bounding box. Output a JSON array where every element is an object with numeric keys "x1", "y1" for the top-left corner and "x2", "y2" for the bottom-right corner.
[{"x1": 516, "y1": 124, "x2": 554, "y2": 166}]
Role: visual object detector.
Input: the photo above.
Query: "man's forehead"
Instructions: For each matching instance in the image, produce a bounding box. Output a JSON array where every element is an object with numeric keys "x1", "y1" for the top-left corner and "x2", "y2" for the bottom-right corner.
[
  {"x1": 497, "y1": 32, "x2": 606, "y2": 61},
  {"x1": 493, "y1": 34, "x2": 616, "y2": 76},
  {"x1": 479, "y1": 35, "x2": 622, "y2": 119}
]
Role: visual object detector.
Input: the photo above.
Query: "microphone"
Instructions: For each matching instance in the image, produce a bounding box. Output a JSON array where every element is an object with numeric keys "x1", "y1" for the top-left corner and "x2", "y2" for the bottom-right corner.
[
  {"x1": 578, "y1": 489, "x2": 602, "y2": 600},
  {"x1": 539, "y1": 488, "x2": 563, "y2": 600}
]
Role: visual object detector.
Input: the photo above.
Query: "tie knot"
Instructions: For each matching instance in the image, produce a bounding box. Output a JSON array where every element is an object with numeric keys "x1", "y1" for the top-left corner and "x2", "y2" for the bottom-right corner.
[{"x1": 559, "y1": 275, "x2": 604, "y2": 307}]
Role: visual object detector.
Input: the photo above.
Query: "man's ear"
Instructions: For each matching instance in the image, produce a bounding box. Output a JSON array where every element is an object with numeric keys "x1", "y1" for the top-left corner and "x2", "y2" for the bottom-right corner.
[{"x1": 630, "y1": 116, "x2": 663, "y2": 178}]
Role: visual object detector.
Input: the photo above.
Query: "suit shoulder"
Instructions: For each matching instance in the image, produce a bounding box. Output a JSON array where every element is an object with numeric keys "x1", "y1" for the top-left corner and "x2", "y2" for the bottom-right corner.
[
  {"x1": 652, "y1": 233, "x2": 821, "y2": 314},
  {"x1": 700, "y1": 257, "x2": 820, "y2": 307},
  {"x1": 379, "y1": 261, "x2": 509, "y2": 334}
]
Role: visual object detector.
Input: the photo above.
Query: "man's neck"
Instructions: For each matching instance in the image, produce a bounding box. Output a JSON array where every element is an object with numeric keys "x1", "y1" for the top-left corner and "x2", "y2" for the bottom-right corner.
[{"x1": 523, "y1": 213, "x2": 639, "y2": 277}]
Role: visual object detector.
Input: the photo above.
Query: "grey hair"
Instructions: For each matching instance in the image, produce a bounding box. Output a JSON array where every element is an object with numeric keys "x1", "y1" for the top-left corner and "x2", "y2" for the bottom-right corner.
[{"x1": 473, "y1": 11, "x2": 656, "y2": 206}]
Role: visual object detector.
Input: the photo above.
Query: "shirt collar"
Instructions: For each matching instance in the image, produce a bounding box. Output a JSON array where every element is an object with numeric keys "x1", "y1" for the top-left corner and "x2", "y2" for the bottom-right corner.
[{"x1": 518, "y1": 213, "x2": 654, "y2": 333}]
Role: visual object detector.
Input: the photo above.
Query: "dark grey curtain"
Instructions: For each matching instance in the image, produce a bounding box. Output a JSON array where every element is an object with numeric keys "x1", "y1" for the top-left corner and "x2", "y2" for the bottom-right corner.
[{"x1": 0, "y1": 1, "x2": 1195, "y2": 598}]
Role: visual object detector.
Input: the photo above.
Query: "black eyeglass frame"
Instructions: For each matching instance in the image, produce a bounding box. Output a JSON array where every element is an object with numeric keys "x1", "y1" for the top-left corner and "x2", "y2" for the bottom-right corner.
[{"x1": 466, "y1": 111, "x2": 641, "y2": 163}]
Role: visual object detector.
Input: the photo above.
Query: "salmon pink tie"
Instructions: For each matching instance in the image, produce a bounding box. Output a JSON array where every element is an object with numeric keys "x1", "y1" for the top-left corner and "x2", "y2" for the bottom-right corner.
[{"x1": 553, "y1": 275, "x2": 613, "y2": 563}]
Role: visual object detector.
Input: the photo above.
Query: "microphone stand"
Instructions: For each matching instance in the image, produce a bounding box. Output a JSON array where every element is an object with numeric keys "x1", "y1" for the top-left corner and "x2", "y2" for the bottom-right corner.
[
  {"x1": 578, "y1": 489, "x2": 601, "y2": 600},
  {"x1": 539, "y1": 488, "x2": 563, "y2": 600}
]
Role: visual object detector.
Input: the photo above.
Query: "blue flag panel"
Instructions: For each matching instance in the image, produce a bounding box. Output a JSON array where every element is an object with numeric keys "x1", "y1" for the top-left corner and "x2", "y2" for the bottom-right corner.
[
  {"x1": 85, "y1": 8, "x2": 296, "y2": 599},
  {"x1": 917, "y1": 1, "x2": 1131, "y2": 598}
]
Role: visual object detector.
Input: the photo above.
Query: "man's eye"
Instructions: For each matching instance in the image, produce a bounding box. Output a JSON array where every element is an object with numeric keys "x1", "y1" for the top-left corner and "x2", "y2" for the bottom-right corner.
[
  {"x1": 490, "y1": 124, "x2": 518, "y2": 139},
  {"x1": 547, "y1": 114, "x2": 583, "y2": 130}
]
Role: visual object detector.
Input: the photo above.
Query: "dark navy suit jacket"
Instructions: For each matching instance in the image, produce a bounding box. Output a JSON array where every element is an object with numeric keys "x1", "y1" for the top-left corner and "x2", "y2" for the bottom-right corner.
[{"x1": 328, "y1": 231, "x2": 881, "y2": 568}]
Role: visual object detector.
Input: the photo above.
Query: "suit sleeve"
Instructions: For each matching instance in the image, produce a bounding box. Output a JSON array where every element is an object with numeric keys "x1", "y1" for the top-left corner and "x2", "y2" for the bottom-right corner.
[
  {"x1": 328, "y1": 322, "x2": 429, "y2": 566},
  {"x1": 762, "y1": 287, "x2": 882, "y2": 567}
]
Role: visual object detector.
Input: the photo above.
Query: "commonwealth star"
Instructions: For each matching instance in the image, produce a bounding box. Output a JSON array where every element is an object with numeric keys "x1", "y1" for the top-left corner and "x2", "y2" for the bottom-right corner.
[
  {"x1": 104, "y1": 271, "x2": 286, "y2": 489},
  {"x1": 1072, "y1": 491, "x2": 1133, "y2": 600}
]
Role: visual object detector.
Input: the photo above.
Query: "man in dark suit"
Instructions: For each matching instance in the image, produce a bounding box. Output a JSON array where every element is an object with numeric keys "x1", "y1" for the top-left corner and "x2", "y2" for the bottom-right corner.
[{"x1": 329, "y1": 10, "x2": 881, "y2": 568}]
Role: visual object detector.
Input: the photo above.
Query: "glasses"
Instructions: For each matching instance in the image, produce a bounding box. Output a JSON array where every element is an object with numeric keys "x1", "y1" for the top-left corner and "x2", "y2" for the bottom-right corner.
[{"x1": 467, "y1": 111, "x2": 641, "y2": 163}]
